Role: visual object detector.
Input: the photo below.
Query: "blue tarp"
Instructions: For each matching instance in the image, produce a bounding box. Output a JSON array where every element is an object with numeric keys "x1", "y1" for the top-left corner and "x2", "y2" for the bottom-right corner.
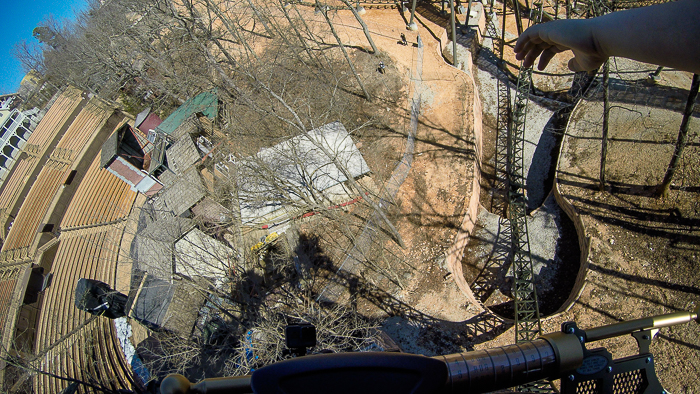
[{"x1": 131, "y1": 354, "x2": 152, "y2": 383}]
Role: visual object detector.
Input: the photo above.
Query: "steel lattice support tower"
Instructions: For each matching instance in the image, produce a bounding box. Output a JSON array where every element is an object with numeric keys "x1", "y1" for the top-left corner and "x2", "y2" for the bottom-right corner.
[
  {"x1": 491, "y1": 0, "x2": 513, "y2": 217},
  {"x1": 511, "y1": 4, "x2": 561, "y2": 392},
  {"x1": 488, "y1": 0, "x2": 544, "y2": 343},
  {"x1": 508, "y1": 64, "x2": 543, "y2": 344},
  {"x1": 509, "y1": 28, "x2": 554, "y2": 394}
]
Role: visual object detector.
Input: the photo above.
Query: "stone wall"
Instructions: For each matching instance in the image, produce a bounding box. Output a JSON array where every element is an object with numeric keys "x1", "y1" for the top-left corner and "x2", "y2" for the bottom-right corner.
[
  {"x1": 549, "y1": 98, "x2": 592, "y2": 316},
  {"x1": 437, "y1": 18, "x2": 496, "y2": 316},
  {"x1": 440, "y1": 8, "x2": 590, "y2": 320}
]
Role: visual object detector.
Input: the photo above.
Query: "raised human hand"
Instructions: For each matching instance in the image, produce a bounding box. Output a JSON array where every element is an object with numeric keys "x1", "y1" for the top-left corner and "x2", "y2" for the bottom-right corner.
[{"x1": 513, "y1": 19, "x2": 607, "y2": 72}]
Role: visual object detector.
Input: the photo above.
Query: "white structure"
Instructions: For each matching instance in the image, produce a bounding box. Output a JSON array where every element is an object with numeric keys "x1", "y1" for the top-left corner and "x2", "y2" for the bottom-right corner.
[
  {"x1": 0, "y1": 100, "x2": 33, "y2": 181},
  {"x1": 235, "y1": 122, "x2": 370, "y2": 225},
  {"x1": 175, "y1": 228, "x2": 237, "y2": 279}
]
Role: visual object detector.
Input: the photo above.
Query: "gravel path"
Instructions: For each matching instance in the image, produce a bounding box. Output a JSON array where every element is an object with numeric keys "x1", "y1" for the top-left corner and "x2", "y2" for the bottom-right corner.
[{"x1": 466, "y1": 12, "x2": 579, "y2": 316}]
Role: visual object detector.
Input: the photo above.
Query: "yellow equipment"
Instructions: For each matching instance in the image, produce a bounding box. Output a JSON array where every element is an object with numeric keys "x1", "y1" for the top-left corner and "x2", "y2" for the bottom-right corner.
[{"x1": 250, "y1": 232, "x2": 279, "y2": 254}]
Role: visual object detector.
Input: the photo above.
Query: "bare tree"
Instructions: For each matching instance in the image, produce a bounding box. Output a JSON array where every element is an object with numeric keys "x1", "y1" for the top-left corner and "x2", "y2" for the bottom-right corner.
[
  {"x1": 340, "y1": 0, "x2": 378, "y2": 54},
  {"x1": 315, "y1": 2, "x2": 371, "y2": 101},
  {"x1": 12, "y1": 40, "x2": 46, "y2": 75},
  {"x1": 224, "y1": 290, "x2": 381, "y2": 376},
  {"x1": 599, "y1": 59, "x2": 610, "y2": 191},
  {"x1": 10, "y1": 1, "x2": 408, "y2": 383},
  {"x1": 151, "y1": 0, "x2": 403, "y2": 250},
  {"x1": 658, "y1": 73, "x2": 700, "y2": 197}
]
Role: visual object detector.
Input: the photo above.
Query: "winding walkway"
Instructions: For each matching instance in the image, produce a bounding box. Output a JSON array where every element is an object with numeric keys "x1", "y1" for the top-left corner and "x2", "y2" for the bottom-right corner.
[{"x1": 317, "y1": 35, "x2": 424, "y2": 302}]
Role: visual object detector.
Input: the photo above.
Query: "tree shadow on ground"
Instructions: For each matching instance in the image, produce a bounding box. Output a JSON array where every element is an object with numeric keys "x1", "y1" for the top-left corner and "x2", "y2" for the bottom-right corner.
[
  {"x1": 462, "y1": 200, "x2": 581, "y2": 319},
  {"x1": 373, "y1": 119, "x2": 476, "y2": 162},
  {"x1": 340, "y1": 267, "x2": 512, "y2": 353},
  {"x1": 584, "y1": 76, "x2": 700, "y2": 117},
  {"x1": 297, "y1": 231, "x2": 511, "y2": 353},
  {"x1": 588, "y1": 263, "x2": 700, "y2": 296},
  {"x1": 558, "y1": 173, "x2": 700, "y2": 245},
  {"x1": 554, "y1": 145, "x2": 700, "y2": 382}
]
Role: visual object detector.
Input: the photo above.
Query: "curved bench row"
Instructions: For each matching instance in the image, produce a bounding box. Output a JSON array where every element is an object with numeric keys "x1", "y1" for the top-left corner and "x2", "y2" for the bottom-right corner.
[
  {"x1": 61, "y1": 155, "x2": 137, "y2": 230},
  {"x1": 53, "y1": 99, "x2": 113, "y2": 163},
  {"x1": 0, "y1": 158, "x2": 36, "y2": 218},
  {"x1": 1, "y1": 93, "x2": 127, "y2": 258},
  {"x1": 0, "y1": 267, "x2": 21, "y2": 335},
  {"x1": 0, "y1": 88, "x2": 85, "y2": 243},
  {"x1": 1, "y1": 161, "x2": 69, "y2": 254},
  {"x1": 0, "y1": 86, "x2": 137, "y2": 392},
  {"x1": 34, "y1": 226, "x2": 135, "y2": 394},
  {"x1": 22, "y1": 87, "x2": 84, "y2": 151},
  {"x1": 32, "y1": 107, "x2": 138, "y2": 392},
  {"x1": 32, "y1": 121, "x2": 139, "y2": 392}
]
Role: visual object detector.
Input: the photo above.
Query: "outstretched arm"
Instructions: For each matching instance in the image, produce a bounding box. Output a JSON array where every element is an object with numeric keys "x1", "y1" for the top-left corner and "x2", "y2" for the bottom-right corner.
[{"x1": 513, "y1": 0, "x2": 700, "y2": 74}]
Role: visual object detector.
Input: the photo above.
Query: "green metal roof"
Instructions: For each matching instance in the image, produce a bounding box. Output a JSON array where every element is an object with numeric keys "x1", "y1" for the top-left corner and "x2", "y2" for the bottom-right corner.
[{"x1": 155, "y1": 90, "x2": 218, "y2": 135}]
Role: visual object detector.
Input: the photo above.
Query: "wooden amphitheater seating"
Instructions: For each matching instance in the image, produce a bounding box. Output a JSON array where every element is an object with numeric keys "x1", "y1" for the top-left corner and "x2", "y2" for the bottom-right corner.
[
  {"x1": 33, "y1": 227, "x2": 135, "y2": 394},
  {"x1": 20, "y1": 88, "x2": 85, "y2": 151},
  {"x1": 0, "y1": 158, "x2": 36, "y2": 224},
  {"x1": 0, "y1": 266, "x2": 22, "y2": 335},
  {"x1": 52, "y1": 99, "x2": 118, "y2": 164},
  {"x1": 0, "y1": 87, "x2": 85, "y2": 243},
  {"x1": 61, "y1": 155, "x2": 137, "y2": 230},
  {"x1": 0, "y1": 96, "x2": 127, "y2": 263},
  {"x1": 29, "y1": 108, "x2": 137, "y2": 393},
  {"x1": 0, "y1": 86, "x2": 139, "y2": 392},
  {"x1": 0, "y1": 161, "x2": 70, "y2": 255}
]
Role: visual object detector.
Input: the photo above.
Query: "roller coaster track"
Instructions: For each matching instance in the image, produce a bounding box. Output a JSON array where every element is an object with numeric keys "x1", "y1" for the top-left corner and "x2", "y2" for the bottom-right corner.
[
  {"x1": 493, "y1": 1, "x2": 635, "y2": 389},
  {"x1": 313, "y1": 0, "x2": 661, "y2": 352},
  {"x1": 494, "y1": 0, "x2": 634, "y2": 345},
  {"x1": 485, "y1": 0, "x2": 544, "y2": 345},
  {"x1": 289, "y1": 0, "x2": 670, "y2": 18},
  {"x1": 470, "y1": 4, "x2": 514, "y2": 304},
  {"x1": 562, "y1": 0, "x2": 669, "y2": 18},
  {"x1": 287, "y1": 0, "x2": 405, "y2": 11},
  {"x1": 481, "y1": 0, "x2": 546, "y2": 367},
  {"x1": 317, "y1": 0, "x2": 553, "y2": 348},
  {"x1": 491, "y1": 1, "x2": 513, "y2": 219}
]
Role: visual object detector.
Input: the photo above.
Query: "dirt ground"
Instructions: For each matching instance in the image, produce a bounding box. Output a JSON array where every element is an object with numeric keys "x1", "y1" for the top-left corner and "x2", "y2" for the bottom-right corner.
[
  {"x1": 313, "y1": 9, "x2": 700, "y2": 389},
  {"x1": 460, "y1": 6, "x2": 700, "y2": 393},
  {"x1": 291, "y1": 4, "x2": 700, "y2": 392},
  {"x1": 552, "y1": 59, "x2": 700, "y2": 393},
  {"x1": 177, "y1": 2, "x2": 700, "y2": 391},
  {"x1": 315, "y1": 4, "x2": 484, "y2": 353}
]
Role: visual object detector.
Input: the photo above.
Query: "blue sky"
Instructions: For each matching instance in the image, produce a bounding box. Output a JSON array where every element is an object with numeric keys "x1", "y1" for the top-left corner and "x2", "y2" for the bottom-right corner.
[{"x1": 1, "y1": 0, "x2": 88, "y2": 94}]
